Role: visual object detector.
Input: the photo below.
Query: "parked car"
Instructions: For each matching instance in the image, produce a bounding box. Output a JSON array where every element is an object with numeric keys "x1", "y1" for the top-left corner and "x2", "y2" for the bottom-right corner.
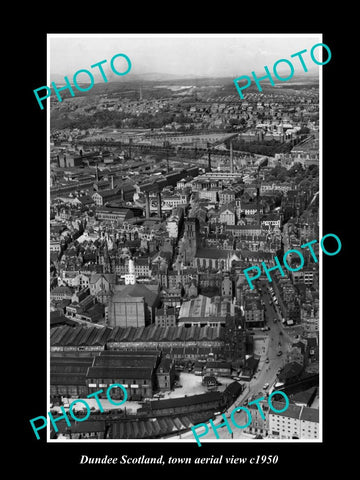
[{"x1": 263, "y1": 383, "x2": 269, "y2": 390}]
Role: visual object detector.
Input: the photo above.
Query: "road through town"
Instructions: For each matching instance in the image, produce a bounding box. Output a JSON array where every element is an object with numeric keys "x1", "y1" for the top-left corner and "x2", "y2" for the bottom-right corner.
[{"x1": 177, "y1": 281, "x2": 294, "y2": 442}]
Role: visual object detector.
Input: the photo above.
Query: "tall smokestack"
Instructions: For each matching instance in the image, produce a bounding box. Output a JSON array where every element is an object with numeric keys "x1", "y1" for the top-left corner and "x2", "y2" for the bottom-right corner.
[
  {"x1": 230, "y1": 141, "x2": 233, "y2": 174},
  {"x1": 164, "y1": 141, "x2": 170, "y2": 173},
  {"x1": 157, "y1": 191, "x2": 162, "y2": 218},
  {"x1": 145, "y1": 191, "x2": 150, "y2": 218},
  {"x1": 207, "y1": 142, "x2": 211, "y2": 172},
  {"x1": 111, "y1": 175, "x2": 114, "y2": 190}
]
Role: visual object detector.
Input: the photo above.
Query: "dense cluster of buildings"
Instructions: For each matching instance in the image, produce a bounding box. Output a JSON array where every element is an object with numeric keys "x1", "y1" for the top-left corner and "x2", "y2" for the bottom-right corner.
[
  {"x1": 51, "y1": 85, "x2": 319, "y2": 135},
  {"x1": 49, "y1": 82, "x2": 320, "y2": 441},
  {"x1": 50, "y1": 349, "x2": 174, "y2": 401}
]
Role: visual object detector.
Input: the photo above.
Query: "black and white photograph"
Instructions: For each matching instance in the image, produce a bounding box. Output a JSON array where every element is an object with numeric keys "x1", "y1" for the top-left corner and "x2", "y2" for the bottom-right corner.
[
  {"x1": 45, "y1": 33, "x2": 323, "y2": 443},
  {"x1": 20, "y1": 26, "x2": 349, "y2": 473}
]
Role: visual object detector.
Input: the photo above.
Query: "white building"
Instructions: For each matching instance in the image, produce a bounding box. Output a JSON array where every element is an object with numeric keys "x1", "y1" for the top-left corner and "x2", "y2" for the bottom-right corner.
[
  {"x1": 124, "y1": 258, "x2": 136, "y2": 285},
  {"x1": 268, "y1": 401, "x2": 319, "y2": 439},
  {"x1": 166, "y1": 215, "x2": 181, "y2": 238}
]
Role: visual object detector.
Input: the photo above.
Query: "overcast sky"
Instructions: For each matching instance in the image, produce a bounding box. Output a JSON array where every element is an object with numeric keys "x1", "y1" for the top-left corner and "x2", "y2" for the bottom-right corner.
[{"x1": 49, "y1": 34, "x2": 323, "y2": 80}]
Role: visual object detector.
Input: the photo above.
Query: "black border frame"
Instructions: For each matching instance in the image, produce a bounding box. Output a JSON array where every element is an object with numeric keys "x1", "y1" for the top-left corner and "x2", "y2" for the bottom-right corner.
[{"x1": 20, "y1": 22, "x2": 347, "y2": 473}]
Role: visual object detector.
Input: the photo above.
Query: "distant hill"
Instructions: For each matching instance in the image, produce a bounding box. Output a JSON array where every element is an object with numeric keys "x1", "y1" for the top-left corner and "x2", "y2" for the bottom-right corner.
[
  {"x1": 124, "y1": 71, "x2": 208, "y2": 82},
  {"x1": 50, "y1": 70, "x2": 210, "y2": 86}
]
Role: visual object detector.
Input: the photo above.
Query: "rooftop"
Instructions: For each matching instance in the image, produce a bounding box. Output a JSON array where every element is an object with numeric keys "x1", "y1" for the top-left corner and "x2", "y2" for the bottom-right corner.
[
  {"x1": 178, "y1": 295, "x2": 234, "y2": 319},
  {"x1": 300, "y1": 406, "x2": 319, "y2": 423},
  {"x1": 195, "y1": 248, "x2": 229, "y2": 259},
  {"x1": 87, "y1": 366, "x2": 154, "y2": 380},
  {"x1": 270, "y1": 402, "x2": 302, "y2": 419},
  {"x1": 111, "y1": 283, "x2": 159, "y2": 307},
  {"x1": 50, "y1": 324, "x2": 224, "y2": 348},
  {"x1": 142, "y1": 391, "x2": 222, "y2": 410}
]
